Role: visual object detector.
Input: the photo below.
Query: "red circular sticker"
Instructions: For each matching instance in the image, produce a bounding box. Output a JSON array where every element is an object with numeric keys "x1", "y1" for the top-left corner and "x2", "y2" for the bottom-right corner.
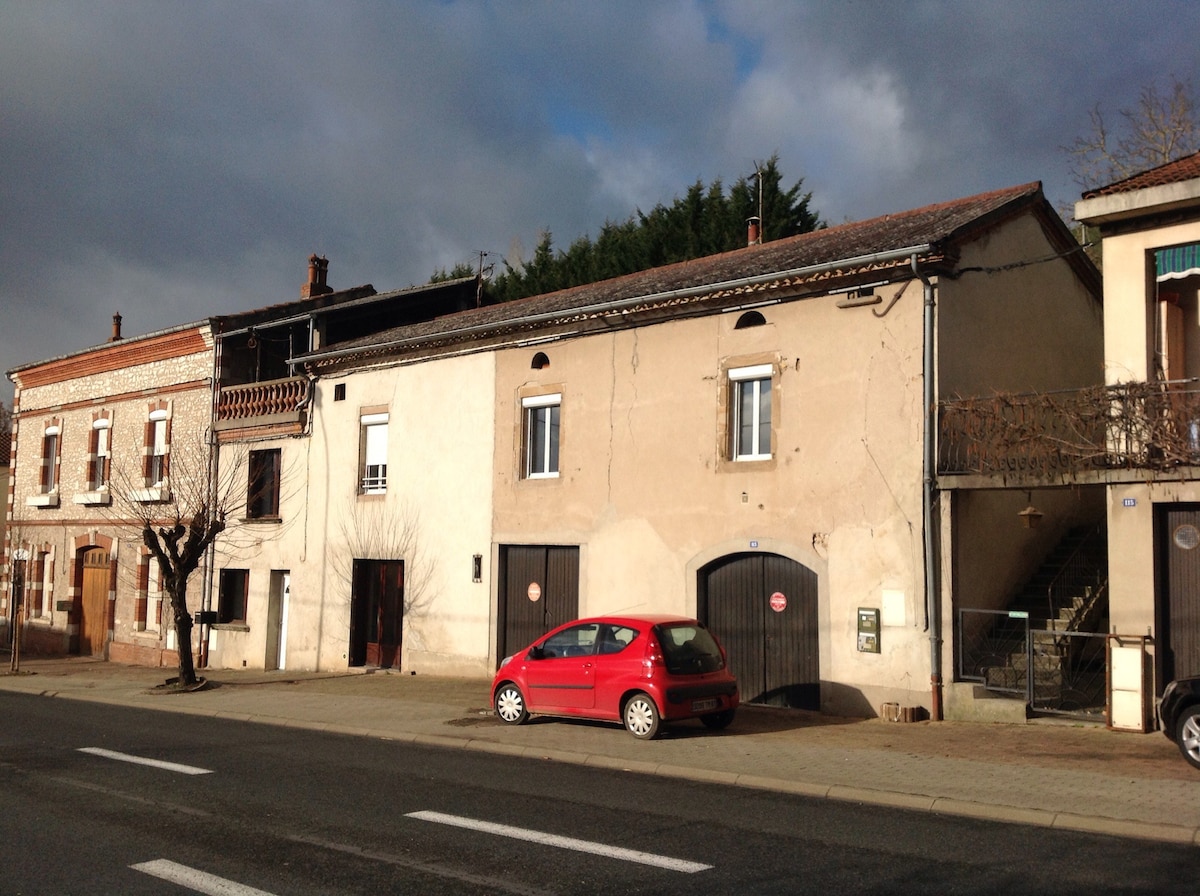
[
  {"x1": 769, "y1": 592, "x2": 787, "y2": 612},
  {"x1": 528, "y1": 582, "x2": 542, "y2": 602}
]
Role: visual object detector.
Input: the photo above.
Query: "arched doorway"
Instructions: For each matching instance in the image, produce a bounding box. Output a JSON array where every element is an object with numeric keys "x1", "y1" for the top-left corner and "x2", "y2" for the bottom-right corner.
[
  {"x1": 698, "y1": 552, "x2": 819, "y2": 709},
  {"x1": 79, "y1": 547, "x2": 110, "y2": 656}
]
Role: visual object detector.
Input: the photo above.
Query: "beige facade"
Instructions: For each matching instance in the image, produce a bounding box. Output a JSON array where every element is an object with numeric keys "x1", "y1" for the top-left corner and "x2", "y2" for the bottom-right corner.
[
  {"x1": 3, "y1": 324, "x2": 215, "y2": 665},
  {"x1": 208, "y1": 352, "x2": 497, "y2": 676},
  {"x1": 1076, "y1": 156, "x2": 1200, "y2": 705},
  {"x1": 229, "y1": 181, "x2": 1102, "y2": 720}
]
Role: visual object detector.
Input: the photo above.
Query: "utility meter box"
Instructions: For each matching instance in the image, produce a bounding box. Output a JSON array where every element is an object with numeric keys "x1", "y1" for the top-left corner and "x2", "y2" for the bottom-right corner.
[
  {"x1": 857, "y1": 607, "x2": 880, "y2": 653},
  {"x1": 1108, "y1": 635, "x2": 1151, "y2": 733}
]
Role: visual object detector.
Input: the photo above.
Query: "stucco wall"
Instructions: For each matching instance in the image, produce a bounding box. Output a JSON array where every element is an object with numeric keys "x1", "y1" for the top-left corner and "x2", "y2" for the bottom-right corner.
[
  {"x1": 209, "y1": 351, "x2": 497, "y2": 676},
  {"x1": 938, "y1": 213, "x2": 1103, "y2": 396},
  {"x1": 1099, "y1": 217, "x2": 1200, "y2": 688},
  {"x1": 492, "y1": 280, "x2": 931, "y2": 714}
]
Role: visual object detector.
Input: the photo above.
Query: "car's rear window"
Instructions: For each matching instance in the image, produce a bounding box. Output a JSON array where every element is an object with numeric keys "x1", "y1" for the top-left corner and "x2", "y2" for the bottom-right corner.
[{"x1": 656, "y1": 623, "x2": 724, "y2": 674}]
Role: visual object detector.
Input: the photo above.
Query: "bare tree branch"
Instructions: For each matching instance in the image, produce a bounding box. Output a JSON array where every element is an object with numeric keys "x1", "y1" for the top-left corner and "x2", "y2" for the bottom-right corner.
[
  {"x1": 330, "y1": 498, "x2": 437, "y2": 617},
  {"x1": 1065, "y1": 76, "x2": 1200, "y2": 191}
]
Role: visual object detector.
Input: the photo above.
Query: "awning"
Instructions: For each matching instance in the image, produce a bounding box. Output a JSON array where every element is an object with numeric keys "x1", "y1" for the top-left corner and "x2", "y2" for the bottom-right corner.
[{"x1": 1156, "y1": 243, "x2": 1200, "y2": 281}]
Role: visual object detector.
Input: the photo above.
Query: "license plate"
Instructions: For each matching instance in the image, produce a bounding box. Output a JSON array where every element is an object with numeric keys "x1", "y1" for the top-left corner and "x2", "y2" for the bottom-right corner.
[{"x1": 691, "y1": 698, "x2": 718, "y2": 712}]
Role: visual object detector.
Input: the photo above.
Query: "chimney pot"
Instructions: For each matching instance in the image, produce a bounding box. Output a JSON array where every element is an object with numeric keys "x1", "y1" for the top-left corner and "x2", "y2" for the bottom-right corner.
[
  {"x1": 110, "y1": 312, "x2": 123, "y2": 342},
  {"x1": 301, "y1": 254, "x2": 333, "y2": 298},
  {"x1": 747, "y1": 217, "x2": 761, "y2": 247}
]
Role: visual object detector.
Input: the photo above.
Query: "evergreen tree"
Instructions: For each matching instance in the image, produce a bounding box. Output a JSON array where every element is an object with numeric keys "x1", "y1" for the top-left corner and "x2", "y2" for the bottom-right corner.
[{"x1": 474, "y1": 155, "x2": 820, "y2": 302}]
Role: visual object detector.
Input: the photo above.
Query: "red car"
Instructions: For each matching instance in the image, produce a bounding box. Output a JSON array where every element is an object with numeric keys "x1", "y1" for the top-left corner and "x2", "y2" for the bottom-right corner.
[{"x1": 491, "y1": 614, "x2": 739, "y2": 739}]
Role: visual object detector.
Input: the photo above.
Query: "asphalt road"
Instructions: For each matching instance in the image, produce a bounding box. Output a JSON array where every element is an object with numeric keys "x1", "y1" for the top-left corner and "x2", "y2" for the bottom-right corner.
[{"x1": 0, "y1": 691, "x2": 1194, "y2": 895}]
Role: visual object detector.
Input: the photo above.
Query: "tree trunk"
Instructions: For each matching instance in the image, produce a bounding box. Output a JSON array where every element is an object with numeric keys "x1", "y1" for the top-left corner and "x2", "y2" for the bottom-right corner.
[{"x1": 170, "y1": 594, "x2": 198, "y2": 686}]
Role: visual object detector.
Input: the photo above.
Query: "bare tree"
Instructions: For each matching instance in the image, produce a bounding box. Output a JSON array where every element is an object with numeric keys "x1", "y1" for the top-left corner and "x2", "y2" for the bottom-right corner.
[
  {"x1": 330, "y1": 498, "x2": 437, "y2": 618},
  {"x1": 1065, "y1": 76, "x2": 1200, "y2": 191},
  {"x1": 109, "y1": 431, "x2": 250, "y2": 687}
]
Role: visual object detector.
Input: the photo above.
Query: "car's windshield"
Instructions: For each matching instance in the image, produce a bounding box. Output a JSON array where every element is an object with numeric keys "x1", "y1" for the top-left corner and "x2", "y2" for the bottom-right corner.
[{"x1": 656, "y1": 623, "x2": 724, "y2": 674}]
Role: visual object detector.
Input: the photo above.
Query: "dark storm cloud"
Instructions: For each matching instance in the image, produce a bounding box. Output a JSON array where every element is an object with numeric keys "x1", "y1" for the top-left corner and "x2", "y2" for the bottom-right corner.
[{"x1": 2, "y1": 1, "x2": 1198, "y2": 402}]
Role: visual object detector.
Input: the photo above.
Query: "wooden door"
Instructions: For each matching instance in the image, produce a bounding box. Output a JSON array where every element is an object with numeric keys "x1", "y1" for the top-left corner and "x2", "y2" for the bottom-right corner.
[
  {"x1": 698, "y1": 552, "x2": 819, "y2": 709},
  {"x1": 349, "y1": 559, "x2": 403, "y2": 669},
  {"x1": 79, "y1": 548, "x2": 110, "y2": 656},
  {"x1": 1160, "y1": 505, "x2": 1200, "y2": 685},
  {"x1": 497, "y1": 545, "x2": 579, "y2": 664}
]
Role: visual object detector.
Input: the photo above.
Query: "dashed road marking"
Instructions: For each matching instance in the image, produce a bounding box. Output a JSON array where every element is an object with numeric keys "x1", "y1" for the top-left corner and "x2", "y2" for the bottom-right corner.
[
  {"x1": 78, "y1": 747, "x2": 213, "y2": 776},
  {"x1": 406, "y1": 810, "x2": 713, "y2": 873},
  {"x1": 130, "y1": 859, "x2": 277, "y2": 895}
]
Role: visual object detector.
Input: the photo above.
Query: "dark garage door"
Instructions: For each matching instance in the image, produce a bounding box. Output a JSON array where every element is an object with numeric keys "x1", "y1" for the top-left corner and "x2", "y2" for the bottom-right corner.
[
  {"x1": 699, "y1": 552, "x2": 819, "y2": 709},
  {"x1": 1160, "y1": 505, "x2": 1200, "y2": 686},
  {"x1": 497, "y1": 545, "x2": 580, "y2": 664}
]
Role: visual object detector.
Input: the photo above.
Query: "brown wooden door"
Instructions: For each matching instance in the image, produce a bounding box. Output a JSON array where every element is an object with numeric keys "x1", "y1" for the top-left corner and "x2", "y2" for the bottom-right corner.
[
  {"x1": 349, "y1": 559, "x2": 404, "y2": 669},
  {"x1": 496, "y1": 545, "x2": 579, "y2": 663},
  {"x1": 79, "y1": 548, "x2": 110, "y2": 656},
  {"x1": 698, "y1": 552, "x2": 820, "y2": 709}
]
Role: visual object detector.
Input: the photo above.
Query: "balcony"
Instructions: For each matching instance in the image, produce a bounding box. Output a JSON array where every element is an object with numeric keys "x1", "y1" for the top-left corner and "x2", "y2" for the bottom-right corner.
[
  {"x1": 939, "y1": 380, "x2": 1200, "y2": 478},
  {"x1": 215, "y1": 376, "x2": 310, "y2": 437}
]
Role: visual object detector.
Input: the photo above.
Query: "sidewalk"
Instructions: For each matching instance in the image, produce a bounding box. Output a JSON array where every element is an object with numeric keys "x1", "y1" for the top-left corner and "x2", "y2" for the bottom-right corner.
[{"x1": 3, "y1": 656, "x2": 1198, "y2": 846}]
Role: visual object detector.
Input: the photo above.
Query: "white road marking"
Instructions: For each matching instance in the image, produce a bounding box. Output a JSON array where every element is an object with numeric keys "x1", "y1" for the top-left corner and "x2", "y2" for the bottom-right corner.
[
  {"x1": 78, "y1": 747, "x2": 213, "y2": 776},
  {"x1": 130, "y1": 859, "x2": 278, "y2": 895},
  {"x1": 406, "y1": 810, "x2": 712, "y2": 873}
]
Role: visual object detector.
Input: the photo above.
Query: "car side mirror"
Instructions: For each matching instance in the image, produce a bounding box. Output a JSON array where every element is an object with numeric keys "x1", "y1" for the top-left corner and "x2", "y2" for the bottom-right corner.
[{"x1": 529, "y1": 645, "x2": 545, "y2": 660}]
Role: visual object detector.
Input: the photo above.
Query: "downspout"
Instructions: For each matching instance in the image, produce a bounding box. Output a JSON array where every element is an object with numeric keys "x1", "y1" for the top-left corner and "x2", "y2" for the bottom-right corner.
[
  {"x1": 200, "y1": 327, "x2": 222, "y2": 668},
  {"x1": 913, "y1": 254, "x2": 942, "y2": 720}
]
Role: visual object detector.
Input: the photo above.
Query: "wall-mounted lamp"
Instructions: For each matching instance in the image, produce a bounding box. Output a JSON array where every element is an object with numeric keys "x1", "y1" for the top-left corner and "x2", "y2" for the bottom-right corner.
[
  {"x1": 472, "y1": 554, "x2": 483, "y2": 583},
  {"x1": 741, "y1": 491, "x2": 749, "y2": 504}
]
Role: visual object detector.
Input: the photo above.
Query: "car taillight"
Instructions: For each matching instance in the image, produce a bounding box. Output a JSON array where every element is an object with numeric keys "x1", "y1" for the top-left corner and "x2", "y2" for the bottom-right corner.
[{"x1": 642, "y1": 635, "x2": 665, "y2": 678}]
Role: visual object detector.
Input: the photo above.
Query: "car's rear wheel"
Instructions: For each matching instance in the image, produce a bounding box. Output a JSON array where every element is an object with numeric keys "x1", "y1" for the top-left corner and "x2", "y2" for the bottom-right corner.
[
  {"x1": 700, "y1": 708, "x2": 735, "y2": 730},
  {"x1": 495, "y1": 683, "x2": 529, "y2": 725},
  {"x1": 1175, "y1": 706, "x2": 1200, "y2": 769},
  {"x1": 623, "y1": 692, "x2": 661, "y2": 739}
]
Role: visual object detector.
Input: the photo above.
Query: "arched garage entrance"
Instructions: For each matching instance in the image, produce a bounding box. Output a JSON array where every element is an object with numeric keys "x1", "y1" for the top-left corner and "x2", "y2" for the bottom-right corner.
[{"x1": 698, "y1": 552, "x2": 819, "y2": 709}]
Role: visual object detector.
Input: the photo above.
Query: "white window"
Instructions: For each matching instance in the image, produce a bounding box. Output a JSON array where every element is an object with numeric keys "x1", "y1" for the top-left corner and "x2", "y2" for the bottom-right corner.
[
  {"x1": 729, "y1": 365, "x2": 772, "y2": 461},
  {"x1": 40, "y1": 425, "x2": 59, "y2": 493},
  {"x1": 28, "y1": 421, "x2": 62, "y2": 507},
  {"x1": 522, "y1": 393, "x2": 560, "y2": 479},
  {"x1": 147, "y1": 409, "x2": 169, "y2": 486},
  {"x1": 360, "y1": 412, "x2": 388, "y2": 494},
  {"x1": 89, "y1": 418, "x2": 111, "y2": 490}
]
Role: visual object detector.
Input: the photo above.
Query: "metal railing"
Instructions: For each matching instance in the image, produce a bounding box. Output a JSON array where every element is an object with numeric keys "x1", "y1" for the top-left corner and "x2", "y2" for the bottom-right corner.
[
  {"x1": 939, "y1": 379, "x2": 1200, "y2": 476},
  {"x1": 1044, "y1": 527, "x2": 1107, "y2": 633}
]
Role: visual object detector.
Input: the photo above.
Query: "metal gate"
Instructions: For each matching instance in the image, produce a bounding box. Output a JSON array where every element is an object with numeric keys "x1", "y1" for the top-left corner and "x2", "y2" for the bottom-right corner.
[{"x1": 958, "y1": 608, "x2": 1108, "y2": 719}]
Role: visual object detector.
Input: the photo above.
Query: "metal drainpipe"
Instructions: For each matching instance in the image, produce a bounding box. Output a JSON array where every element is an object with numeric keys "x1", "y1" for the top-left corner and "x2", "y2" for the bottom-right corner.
[
  {"x1": 199, "y1": 328, "x2": 222, "y2": 669},
  {"x1": 913, "y1": 254, "x2": 942, "y2": 720}
]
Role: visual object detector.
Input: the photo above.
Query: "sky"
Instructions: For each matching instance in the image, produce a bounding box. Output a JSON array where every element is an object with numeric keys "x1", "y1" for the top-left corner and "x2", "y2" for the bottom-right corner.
[{"x1": 3, "y1": 0, "x2": 1199, "y2": 405}]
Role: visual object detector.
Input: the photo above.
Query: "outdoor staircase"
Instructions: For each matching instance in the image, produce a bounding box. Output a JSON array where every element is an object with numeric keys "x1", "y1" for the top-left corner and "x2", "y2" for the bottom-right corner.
[{"x1": 980, "y1": 526, "x2": 1109, "y2": 709}]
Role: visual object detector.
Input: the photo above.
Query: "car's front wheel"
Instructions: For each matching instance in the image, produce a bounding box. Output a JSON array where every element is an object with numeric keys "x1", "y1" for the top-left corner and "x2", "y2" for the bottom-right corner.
[
  {"x1": 495, "y1": 683, "x2": 529, "y2": 725},
  {"x1": 1176, "y1": 706, "x2": 1200, "y2": 769},
  {"x1": 700, "y1": 708, "x2": 735, "y2": 730},
  {"x1": 623, "y1": 692, "x2": 661, "y2": 739}
]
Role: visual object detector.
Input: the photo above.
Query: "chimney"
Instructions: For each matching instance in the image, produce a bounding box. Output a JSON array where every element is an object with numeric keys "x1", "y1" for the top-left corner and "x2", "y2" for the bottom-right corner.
[
  {"x1": 747, "y1": 217, "x2": 761, "y2": 247},
  {"x1": 301, "y1": 254, "x2": 333, "y2": 298},
  {"x1": 109, "y1": 312, "x2": 123, "y2": 342}
]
